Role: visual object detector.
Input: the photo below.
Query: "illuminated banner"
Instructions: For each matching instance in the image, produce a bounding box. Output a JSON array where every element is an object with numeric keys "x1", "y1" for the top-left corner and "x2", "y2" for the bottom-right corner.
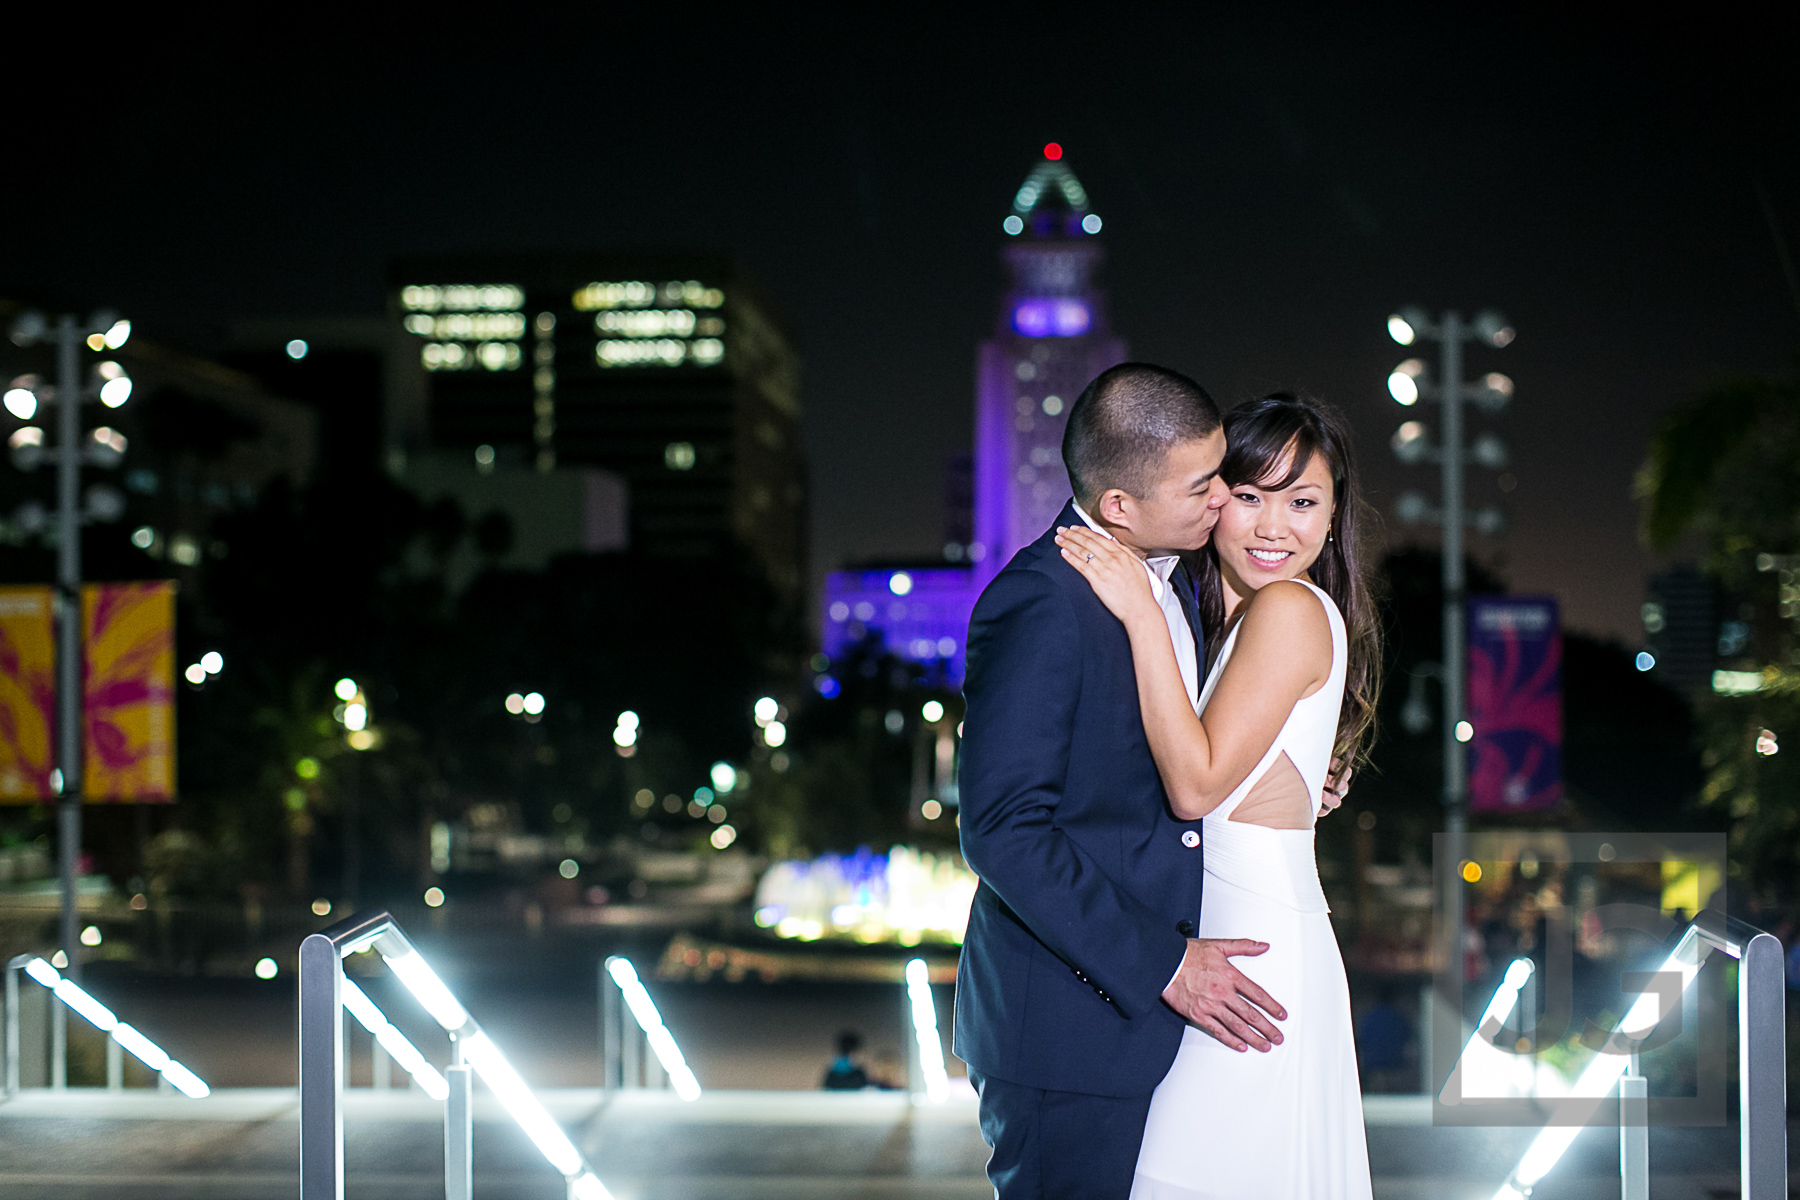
[
  {"x1": 1467, "y1": 595, "x2": 1562, "y2": 813},
  {"x1": 0, "y1": 587, "x2": 55, "y2": 802},
  {"x1": 84, "y1": 582, "x2": 175, "y2": 802}
]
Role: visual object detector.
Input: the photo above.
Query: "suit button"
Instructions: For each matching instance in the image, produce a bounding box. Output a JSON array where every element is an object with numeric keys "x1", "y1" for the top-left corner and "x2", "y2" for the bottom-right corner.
[
  {"x1": 1176, "y1": 919, "x2": 1196, "y2": 937},
  {"x1": 1181, "y1": 830, "x2": 1200, "y2": 848}
]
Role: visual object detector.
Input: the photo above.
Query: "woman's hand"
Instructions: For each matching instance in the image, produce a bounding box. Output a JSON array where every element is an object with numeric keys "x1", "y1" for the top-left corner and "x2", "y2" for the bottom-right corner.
[{"x1": 1055, "y1": 526, "x2": 1162, "y2": 628}]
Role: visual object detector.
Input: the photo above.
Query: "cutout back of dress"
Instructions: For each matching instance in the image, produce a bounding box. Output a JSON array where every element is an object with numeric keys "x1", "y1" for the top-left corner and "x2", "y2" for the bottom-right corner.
[{"x1": 1195, "y1": 579, "x2": 1347, "y2": 824}]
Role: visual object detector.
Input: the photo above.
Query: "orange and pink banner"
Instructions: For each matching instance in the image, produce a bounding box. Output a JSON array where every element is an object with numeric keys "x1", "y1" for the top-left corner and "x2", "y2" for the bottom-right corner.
[
  {"x1": 84, "y1": 582, "x2": 176, "y2": 802},
  {"x1": 0, "y1": 581, "x2": 175, "y2": 804},
  {"x1": 0, "y1": 587, "x2": 56, "y2": 800}
]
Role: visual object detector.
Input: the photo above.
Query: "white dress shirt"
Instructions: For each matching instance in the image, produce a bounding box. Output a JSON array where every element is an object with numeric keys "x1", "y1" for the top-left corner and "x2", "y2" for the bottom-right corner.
[{"x1": 1072, "y1": 502, "x2": 1200, "y2": 711}]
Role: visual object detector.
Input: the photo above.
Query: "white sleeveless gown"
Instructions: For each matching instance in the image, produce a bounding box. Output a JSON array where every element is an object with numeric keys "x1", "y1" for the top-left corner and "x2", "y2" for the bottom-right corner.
[{"x1": 1131, "y1": 580, "x2": 1373, "y2": 1200}]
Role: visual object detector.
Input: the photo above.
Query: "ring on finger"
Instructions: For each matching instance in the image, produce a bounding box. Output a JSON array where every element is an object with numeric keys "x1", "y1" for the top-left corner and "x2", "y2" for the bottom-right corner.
[{"x1": 1085, "y1": 552, "x2": 1093, "y2": 562}]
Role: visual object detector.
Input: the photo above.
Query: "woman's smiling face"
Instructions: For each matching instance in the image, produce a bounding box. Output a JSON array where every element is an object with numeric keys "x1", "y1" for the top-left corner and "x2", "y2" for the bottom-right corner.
[{"x1": 1212, "y1": 440, "x2": 1337, "y2": 591}]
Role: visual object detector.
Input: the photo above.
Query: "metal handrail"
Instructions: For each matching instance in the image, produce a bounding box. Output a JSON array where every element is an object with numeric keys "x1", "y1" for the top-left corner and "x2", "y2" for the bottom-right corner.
[
  {"x1": 4, "y1": 952, "x2": 208, "y2": 1097},
  {"x1": 1491, "y1": 908, "x2": 1787, "y2": 1200},
  {"x1": 300, "y1": 908, "x2": 609, "y2": 1200}
]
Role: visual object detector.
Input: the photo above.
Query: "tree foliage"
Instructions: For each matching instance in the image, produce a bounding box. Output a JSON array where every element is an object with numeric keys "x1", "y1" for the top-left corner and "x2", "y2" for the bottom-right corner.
[{"x1": 1638, "y1": 372, "x2": 1800, "y2": 897}]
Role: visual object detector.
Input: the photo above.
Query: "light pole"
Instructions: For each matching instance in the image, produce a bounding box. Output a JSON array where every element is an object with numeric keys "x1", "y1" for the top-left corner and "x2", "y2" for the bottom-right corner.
[
  {"x1": 6, "y1": 308, "x2": 132, "y2": 1083},
  {"x1": 1384, "y1": 306, "x2": 1512, "y2": 979}
]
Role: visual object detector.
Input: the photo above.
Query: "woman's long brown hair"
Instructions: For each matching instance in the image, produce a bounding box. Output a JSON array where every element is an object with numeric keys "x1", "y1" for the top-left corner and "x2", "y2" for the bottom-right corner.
[{"x1": 1191, "y1": 393, "x2": 1384, "y2": 772}]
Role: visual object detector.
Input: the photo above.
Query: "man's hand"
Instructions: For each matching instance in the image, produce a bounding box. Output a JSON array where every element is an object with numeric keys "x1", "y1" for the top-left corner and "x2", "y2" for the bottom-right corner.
[
  {"x1": 1160, "y1": 938, "x2": 1287, "y2": 1052},
  {"x1": 1320, "y1": 758, "x2": 1354, "y2": 816}
]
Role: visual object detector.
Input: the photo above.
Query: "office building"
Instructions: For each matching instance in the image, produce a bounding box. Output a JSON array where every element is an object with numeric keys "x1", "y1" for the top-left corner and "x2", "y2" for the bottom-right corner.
[{"x1": 386, "y1": 254, "x2": 806, "y2": 602}]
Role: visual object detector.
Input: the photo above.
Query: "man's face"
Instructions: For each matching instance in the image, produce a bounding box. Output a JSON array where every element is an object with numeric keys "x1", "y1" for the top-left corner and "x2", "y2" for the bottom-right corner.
[{"x1": 1105, "y1": 429, "x2": 1229, "y2": 554}]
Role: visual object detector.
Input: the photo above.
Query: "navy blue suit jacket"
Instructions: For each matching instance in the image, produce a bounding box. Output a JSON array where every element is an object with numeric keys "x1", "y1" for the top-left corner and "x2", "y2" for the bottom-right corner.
[{"x1": 954, "y1": 503, "x2": 1208, "y2": 1098}]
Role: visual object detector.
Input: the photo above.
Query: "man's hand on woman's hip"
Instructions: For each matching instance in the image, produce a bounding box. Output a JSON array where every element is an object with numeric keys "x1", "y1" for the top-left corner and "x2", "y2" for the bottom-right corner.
[{"x1": 1160, "y1": 937, "x2": 1287, "y2": 1052}]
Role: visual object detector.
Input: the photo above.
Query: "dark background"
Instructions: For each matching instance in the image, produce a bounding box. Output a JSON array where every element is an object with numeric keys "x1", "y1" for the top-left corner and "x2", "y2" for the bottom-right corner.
[{"x1": 6, "y1": 7, "x2": 1799, "y2": 640}]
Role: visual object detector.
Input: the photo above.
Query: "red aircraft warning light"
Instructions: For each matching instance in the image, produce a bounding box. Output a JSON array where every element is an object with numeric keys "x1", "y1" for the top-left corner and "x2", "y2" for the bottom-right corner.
[{"x1": 1043, "y1": 142, "x2": 1063, "y2": 161}]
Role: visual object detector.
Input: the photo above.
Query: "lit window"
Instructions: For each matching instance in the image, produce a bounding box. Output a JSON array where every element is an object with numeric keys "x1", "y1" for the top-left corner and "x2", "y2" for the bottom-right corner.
[
  {"x1": 597, "y1": 339, "x2": 687, "y2": 367},
  {"x1": 593, "y1": 310, "x2": 696, "y2": 338},
  {"x1": 571, "y1": 281, "x2": 656, "y2": 310},
  {"x1": 400, "y1": 284, "x2": 524, "y2": 313},
  {"x1": 1012, "y1": 298, "x2": 1092, "y2": 338},
  {"x1": 476, "y1": 341, "x2": 522, "y2": 371}
]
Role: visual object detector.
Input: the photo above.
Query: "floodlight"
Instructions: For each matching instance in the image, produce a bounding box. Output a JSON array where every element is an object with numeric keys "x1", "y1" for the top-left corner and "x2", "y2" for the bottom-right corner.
[
  {"x1": 1395, "y1": 492, "x2": 1434, "y2": 526},
  {"x1": 4, "y1": 388, "x2": 36, "y2": 420},
  {"x1": 10, "y1": 310, "x2": 46, "y2": 346},
  {"x1": 85, "y1": 485, "x2": 126, "y2": 523},
  {"x1": 1472, "y1": 310, "x2": 1514, "y2": 347},
  {"x1": 1391, "y1": 422, "x2": 1431, "y2": 464}
]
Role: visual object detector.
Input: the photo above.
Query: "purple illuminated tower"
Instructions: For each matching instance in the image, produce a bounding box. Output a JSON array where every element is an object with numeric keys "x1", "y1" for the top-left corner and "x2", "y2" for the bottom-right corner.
[
  {"x1": 972, "y1": 145, "x2": 1127, "y2": 583},
  {"x1": 820, "y1": 146, "x2": 1125, "y2": 683}
]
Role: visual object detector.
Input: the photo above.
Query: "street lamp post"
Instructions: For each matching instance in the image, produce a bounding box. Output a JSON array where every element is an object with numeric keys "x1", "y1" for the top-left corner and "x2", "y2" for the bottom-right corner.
[
  {"x1": 7, "y1": 307, "x2": 132, "y2": 1085},
  {"x1": 1385, "y1": 306, "x2": 1513, "y2": 982}
]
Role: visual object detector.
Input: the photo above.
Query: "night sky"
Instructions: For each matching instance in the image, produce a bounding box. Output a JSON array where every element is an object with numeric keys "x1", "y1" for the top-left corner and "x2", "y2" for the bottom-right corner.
[{"x1": 10, "y1": 10, "x2": 1799, "y2": 641}]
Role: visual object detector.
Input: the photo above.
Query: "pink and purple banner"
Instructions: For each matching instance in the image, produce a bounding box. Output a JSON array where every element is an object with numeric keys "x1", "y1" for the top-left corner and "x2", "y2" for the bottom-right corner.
[{"x1": 1467, "y1": 595, "x2": 1563, "y2": 813}]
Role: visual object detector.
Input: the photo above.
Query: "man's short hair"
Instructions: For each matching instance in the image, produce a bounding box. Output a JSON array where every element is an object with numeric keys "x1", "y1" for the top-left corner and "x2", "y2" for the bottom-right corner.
[{"x1": 1062, "y1": 363, "x2": 1221, "y2": 506}]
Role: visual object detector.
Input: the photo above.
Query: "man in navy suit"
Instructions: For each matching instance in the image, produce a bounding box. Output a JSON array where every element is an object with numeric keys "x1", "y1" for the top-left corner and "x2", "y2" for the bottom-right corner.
[{"x1": 956, "y1": 363, "x2": 1290, "y2": 1199}]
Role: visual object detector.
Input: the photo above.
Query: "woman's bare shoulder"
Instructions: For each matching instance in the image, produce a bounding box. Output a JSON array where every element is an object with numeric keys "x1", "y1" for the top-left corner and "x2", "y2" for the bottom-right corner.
[{"x1": 1237, "y1": 580, "x2": 1331, "y2": 652}]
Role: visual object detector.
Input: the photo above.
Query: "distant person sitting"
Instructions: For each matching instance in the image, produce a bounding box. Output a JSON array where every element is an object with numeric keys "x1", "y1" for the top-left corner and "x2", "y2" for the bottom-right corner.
[
  {"x1": 821, "y1": 1030, "x2": 869, "y2": 1090},
  {"x1": 1356, "y1": 985, "x2": 1412, "y2": 1092}
]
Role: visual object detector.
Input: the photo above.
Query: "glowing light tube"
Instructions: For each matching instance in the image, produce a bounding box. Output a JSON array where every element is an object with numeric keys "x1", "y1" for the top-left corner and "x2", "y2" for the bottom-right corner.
[
  {"x1": 905, "y1": 958, "x2": 949, "y2": 1103},
  {"x1": 24, "y1": 957, "x2": 209, "y2": 1097},
  {"x1": 1439, "y1": 958, "x2": 1533, "y2": 1105},
  {"x1": 380, "y1": 947, "x2": 470, "y2": 1030},
  {"x1": 461, "y1": 1030, "x2": 600, "y2": 1184},
  {"x1": 606, "y1": 957, "x2": 702, "y2": 1101},
  {"x1": 1490, "y1": 926, "x2": 1707, "y2": 1199},
  {"x1": 340, "y1": 978, "x2": 449, "y2": 1100},
  {"x1": 357, "y1": 931, "x2": 610, "y2": 1196}
]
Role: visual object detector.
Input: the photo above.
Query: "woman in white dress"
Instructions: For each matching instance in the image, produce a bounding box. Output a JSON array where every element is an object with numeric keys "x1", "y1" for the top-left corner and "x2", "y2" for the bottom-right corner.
[{"x1": 1054, "y1": 393, "x2": 1382, "y2": 1200}]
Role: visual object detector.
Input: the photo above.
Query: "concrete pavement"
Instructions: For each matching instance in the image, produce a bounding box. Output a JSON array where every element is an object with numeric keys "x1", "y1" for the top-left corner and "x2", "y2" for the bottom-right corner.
[{"x1": 0, "y1": 1088, "x2": 1774, "y2": 1199}]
